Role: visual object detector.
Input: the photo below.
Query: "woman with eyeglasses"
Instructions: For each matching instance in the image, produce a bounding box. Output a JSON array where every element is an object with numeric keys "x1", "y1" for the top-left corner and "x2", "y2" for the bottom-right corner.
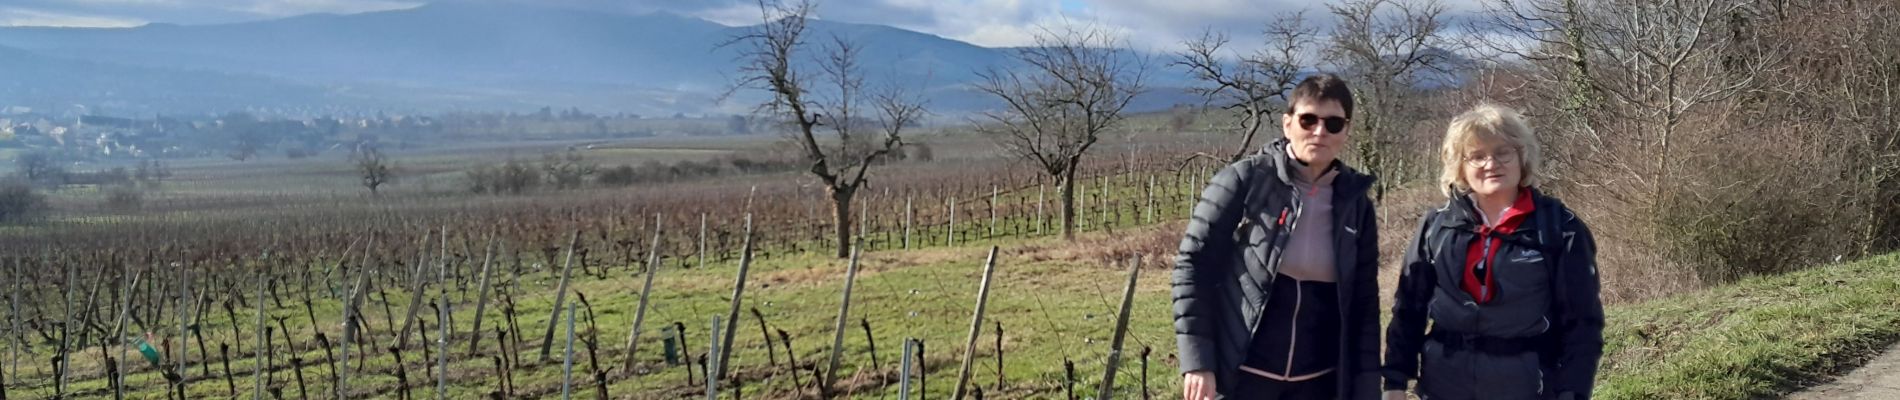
[
  {"x1": 1381, "y1": 104, "x2": 1605, "y2": 400},
  {"x1": 1174, "y1": 73, "x2": 1383, "y2": 400}
]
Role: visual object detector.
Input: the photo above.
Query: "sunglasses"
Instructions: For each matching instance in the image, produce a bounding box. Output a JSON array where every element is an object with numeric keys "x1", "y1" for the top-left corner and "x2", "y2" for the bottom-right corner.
[{"x1": 1295, "y1": 113, "x2": 1350, "y2": 134}]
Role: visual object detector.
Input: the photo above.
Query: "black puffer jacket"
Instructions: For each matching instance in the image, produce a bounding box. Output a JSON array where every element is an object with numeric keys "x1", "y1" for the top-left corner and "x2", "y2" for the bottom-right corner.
[
  {"x1": 1382, "y1": 189, "x2": 1605, "y2": 400},
  {"x1": 1172, "y1": 139, "x2": 1382, "y2": 399}
]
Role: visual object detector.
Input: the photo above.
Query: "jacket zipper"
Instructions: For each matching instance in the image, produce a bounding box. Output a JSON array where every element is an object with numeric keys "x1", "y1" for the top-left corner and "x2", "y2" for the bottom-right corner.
[
  {"x1": 1283, "y1": 279, "x2": 1303, "y2": 376},
  {"x1": 1265, "y1": 184, "x2": 1310, "y2": 373},
  {"x1": 1477, "y1": 235, "x2": 1495, "y2": 301},
  {"x1": 1248, "y1": 187, "x2": 1305, "y2": 339}
]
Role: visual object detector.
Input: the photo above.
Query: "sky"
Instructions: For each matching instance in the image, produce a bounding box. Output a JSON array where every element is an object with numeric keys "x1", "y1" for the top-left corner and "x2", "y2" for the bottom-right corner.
[{"x1": 0, "y1": 0, "x2": 1488, "y2": 52}]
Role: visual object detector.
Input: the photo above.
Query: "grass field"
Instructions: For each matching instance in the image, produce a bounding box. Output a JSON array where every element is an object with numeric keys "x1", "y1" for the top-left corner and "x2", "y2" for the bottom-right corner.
[
  {"x1": 1, "y1": 222, "x2": 1188, "y2": 399},
  {"x1": 1594, "y1": 252, "x2": 1900, "y2": 399},
  {"x1": 6, "y1": 126, "x2": 1894, "y2": 399},
  {"x1": 7, "y1": 211, "x2": 1895, "y2": 399}
]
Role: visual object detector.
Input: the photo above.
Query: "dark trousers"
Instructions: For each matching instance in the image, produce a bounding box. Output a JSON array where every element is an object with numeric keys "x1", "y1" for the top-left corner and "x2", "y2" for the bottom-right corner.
[{"x1": 1227, "y1": 371, "x2": 1337, "y2": 400}]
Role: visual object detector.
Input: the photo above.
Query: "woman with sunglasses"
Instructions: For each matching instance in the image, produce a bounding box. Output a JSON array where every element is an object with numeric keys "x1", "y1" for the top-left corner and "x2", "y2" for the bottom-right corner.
[
  {"x1": 1175, "y1": 73, "x2": 1383, "y2": 400},
  {"x1": 1382, "y1": 104, "x2": 1604, "y2": 400}
]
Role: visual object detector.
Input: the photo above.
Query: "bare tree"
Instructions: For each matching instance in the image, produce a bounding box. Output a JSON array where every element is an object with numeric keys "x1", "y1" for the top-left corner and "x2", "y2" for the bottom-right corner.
[
  {"x1": 13, "y1": 151, "x2": 62, "y2": 184},
  {"x1": 725, "y1": 0, "x2": 926, "y2": 258},
  {"x1": 1584, "y1": 0, "x2": 1779, "y2": 207},
  {"x1": 1478, "y1": 0, "x2": 1780, "y2": 211},
  {"x1": 1811, "y1": 1, "x2": 1900, "y2": 255},
  {"x1": 1475, "y1": 0, "x2": 1602, "y2": 114},
  {"x1": 1175, "y1": 12, "x2": 1318, "y2": 162},
  {"x1": 1469, "y1": 0, "x2": 1609, "y2": 182},
  {"x1": 353, "y1": 145, "x2": 394, "y2": 195},
  {"x1": 1327, "y1": 0, "x2": 1453, "y2": 199},
  {"x1": 541, "y1": 149, "x2": 596, "y2": 190},
  {"x1": 974, "y1": 27, "x2": 1148, "y2": 240}
]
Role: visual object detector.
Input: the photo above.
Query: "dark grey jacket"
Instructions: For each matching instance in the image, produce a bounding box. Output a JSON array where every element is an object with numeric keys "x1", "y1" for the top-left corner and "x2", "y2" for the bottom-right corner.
[
  {"x1": 1172, "y1": 139, "x2": 1382, "y2": 399},
  {"x1": 1382, "y1": 189, "x2": 1604, "y2": 400}
]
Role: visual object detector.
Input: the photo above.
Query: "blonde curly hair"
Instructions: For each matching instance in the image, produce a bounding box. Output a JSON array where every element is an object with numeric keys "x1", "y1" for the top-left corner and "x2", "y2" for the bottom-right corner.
[{"x1": 1439, "y1": 103, "x2": 1542, "y2": 197}]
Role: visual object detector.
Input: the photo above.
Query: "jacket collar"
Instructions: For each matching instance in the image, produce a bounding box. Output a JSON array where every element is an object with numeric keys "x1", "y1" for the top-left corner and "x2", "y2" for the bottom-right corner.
[
  {"x1": 1438, "y1": 187, "x2": 1545, "y2": 232},
  {"x1": 1265, "y1": 138, "x2": 1374, "y2": 199}
]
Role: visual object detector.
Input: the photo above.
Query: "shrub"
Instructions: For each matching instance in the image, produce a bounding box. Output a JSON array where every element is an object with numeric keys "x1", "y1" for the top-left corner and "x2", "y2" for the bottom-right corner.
[
  {"x1": 65, "y1": 167, "x2": 132, "y2": 186},
  {"x1": 103, "y1": 185, "x2": 143, "y2": 212},
  {"x1": 467, "y1": 157, "x2": 541, "y2": 195},
  {"x1": 597, "y1": 164, "x2": 638, "y2": 187},
  {"x1": 0, "y1": 178, "x2": 45, "y2": 224}
]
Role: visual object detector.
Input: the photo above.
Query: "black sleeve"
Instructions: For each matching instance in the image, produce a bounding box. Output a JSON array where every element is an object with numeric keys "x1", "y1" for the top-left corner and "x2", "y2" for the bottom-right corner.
[
  {"x1": 1171, "y1": 162, "x2": 1249, "y2": 374},
  {"x1": 1382, "y1": 209, "x2": 1438, "y2": 390},
  {"x1": 1351, "y1": 200, "x2": 1383, "y2": 399},
  {"x1": 1554, "y1": 216, "x2": 1605, "y2": 398}
]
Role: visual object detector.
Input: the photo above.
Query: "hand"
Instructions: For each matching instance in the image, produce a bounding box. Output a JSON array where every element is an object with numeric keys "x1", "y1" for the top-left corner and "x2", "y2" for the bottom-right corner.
[
  {"x1": 1183, "y1": 371, "x2": 1215, "y2": 400},
  {"x1": 1382, "y1": 390, "x2": 1409, "y2": 400}
]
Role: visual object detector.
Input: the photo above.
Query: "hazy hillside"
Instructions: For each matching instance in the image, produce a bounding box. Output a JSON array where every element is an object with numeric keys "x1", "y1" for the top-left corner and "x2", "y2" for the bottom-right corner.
[{"x1": 0, "y1": 2, "x2": 1146, "y2": 116}]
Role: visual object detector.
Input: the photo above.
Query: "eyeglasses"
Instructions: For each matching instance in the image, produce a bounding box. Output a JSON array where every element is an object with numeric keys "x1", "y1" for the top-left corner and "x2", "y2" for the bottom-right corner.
[
  {"x1": 1463, "y1": 149, "x2": 1520, "y2": 167},
  {"x1": 1295, "y1": 113, "x2": 1350, "y2": 134}
]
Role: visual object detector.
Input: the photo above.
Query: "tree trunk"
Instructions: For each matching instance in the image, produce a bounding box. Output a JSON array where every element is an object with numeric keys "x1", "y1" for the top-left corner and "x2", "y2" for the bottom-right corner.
[
  {"x1": 830, "y1": 186, "x2": 856, "y2": 259},
  {"x1": 1059, "y1": 167, "x2": 1079, "y2": 240}
]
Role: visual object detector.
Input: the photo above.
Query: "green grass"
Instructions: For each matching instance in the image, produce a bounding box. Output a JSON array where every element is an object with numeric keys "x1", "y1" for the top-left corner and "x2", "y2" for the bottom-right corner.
[
  {"x1": 15, "y1": 237, "x2": 1896, "y2": 399},
  {"x1": 8, "y1": 164, "x2": 1897, "y2": 399},
  {"x1": 4, "y1": 228, "x2": 1182, "y2": 399},
  {"x1": 1596, "y1": 252, "x2": 1900, "y2": 399}
]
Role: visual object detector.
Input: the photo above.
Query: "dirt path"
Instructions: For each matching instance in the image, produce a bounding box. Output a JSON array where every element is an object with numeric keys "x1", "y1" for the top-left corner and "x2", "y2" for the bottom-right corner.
[{"x1": 1786, "y1": 341, "x2": 1900, "y2": 399}]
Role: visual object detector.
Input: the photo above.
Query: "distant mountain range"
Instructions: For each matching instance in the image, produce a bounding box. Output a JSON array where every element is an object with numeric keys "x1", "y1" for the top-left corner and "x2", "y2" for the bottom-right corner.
[{"x1": 0, "y1": 2, "x2": 1204, "y2": 118}]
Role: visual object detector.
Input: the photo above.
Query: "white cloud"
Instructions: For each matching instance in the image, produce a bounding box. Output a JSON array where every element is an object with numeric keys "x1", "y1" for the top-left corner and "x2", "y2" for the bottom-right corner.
[
  {"x1": 2, "y1": 0, "x2": 1493, "y2": 53},
  {"x1": 0, "y1": 7, "x2": 146, "y2": 27}
]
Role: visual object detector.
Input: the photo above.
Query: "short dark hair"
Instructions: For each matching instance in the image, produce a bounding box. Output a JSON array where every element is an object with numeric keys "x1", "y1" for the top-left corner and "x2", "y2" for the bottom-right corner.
[{"x1": 1285, "y1": 73, "x2": 1354, "y2": 119}]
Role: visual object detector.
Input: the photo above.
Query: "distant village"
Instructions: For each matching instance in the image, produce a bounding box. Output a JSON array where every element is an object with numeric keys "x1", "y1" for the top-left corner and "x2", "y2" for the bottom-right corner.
[{"x1": 0, "y1": 106, "x2": 744, "y2": 162}]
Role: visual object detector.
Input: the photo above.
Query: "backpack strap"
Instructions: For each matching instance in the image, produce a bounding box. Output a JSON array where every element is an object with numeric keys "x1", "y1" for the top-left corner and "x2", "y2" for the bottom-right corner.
[
  {"x1": 1533, "y1": 194, "x2": 1575, "y2": 375},
  {"x1": 1534, "y1": 195, "x2": 1570, "y2": 292}
]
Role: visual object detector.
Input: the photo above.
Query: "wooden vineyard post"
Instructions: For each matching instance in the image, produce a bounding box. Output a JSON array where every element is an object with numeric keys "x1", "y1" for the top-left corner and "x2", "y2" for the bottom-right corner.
[
  {"x1": 715, "y1": 215, "x2": 755, "y2": 379},
  {"x1": 1099, "y1": 175, "x2": 1109, "y2": 229},
  {"x1": 904, "y1": 195, "x2": 912, "y2": 248},
  {"x1": 436, "y1": 281, "x2": 451, "y2": 399},
  {"x1": 397, "y1": 231, "x2": 436, "y2": 351},
  {"x1": 467, "y1": 236, "x2": 499, "y2": 354},
  {"x1": 253, "y1": 258, "x2": 271, "y2": 400},
  {"x1": 561, "y1": 303, "x2": 576, "y2": 400},
  {"x1": 623, "y1": 215, "x2": 663, "y2": 373},
  {"x1": 540, "y1": 230, "x2": 581, "y2": 363},
  {"x1": 112, "y1": 269, "x2": 142, "y2": 400},
  {"x1": 698, "y1": 213, "x2": 708, "y2": 269},
  {"x1": 1145, "y1": 175, "x2": 1156, "y2": 224},
  {"x1": 1037, "y1": 184, "x2": 1046, "y2": 236},
  {"x1": 175, "y1": 261, "x2": 193, "y2": 393},
  {"x1": 1078, "y1": 179, "x2": 1088, "y2": 230},
  {"x1": 338, "y1": 268, "x2": 371, "y2": 399},
  {"x1": 7, "y1": 259, "x2": 18, "y2": 387},
  {"x1": 948, "y1": 197, "x2": 958, "y2": 246},
  {"x1": 706, "y1": 315, "x2": 722, "y2": 400},
  {"x1": 821, "y1": 245, "x2": 864, "y2": 397},
  {"x1": 952, "y1": 247, "x2": 1001, "y2": 400},
  {"x1": 1098, "y1": 255, "x2": 1141, "y2": 400},
  {"x1": 989, "y1": 185, "x2": 998, "y2": 239},
  {"x1": 899, "y1": 338, "x2": 915, "y2": 400},
  {"x1": 56, "y1": 263, "x2": 73, "y2": 398}
]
